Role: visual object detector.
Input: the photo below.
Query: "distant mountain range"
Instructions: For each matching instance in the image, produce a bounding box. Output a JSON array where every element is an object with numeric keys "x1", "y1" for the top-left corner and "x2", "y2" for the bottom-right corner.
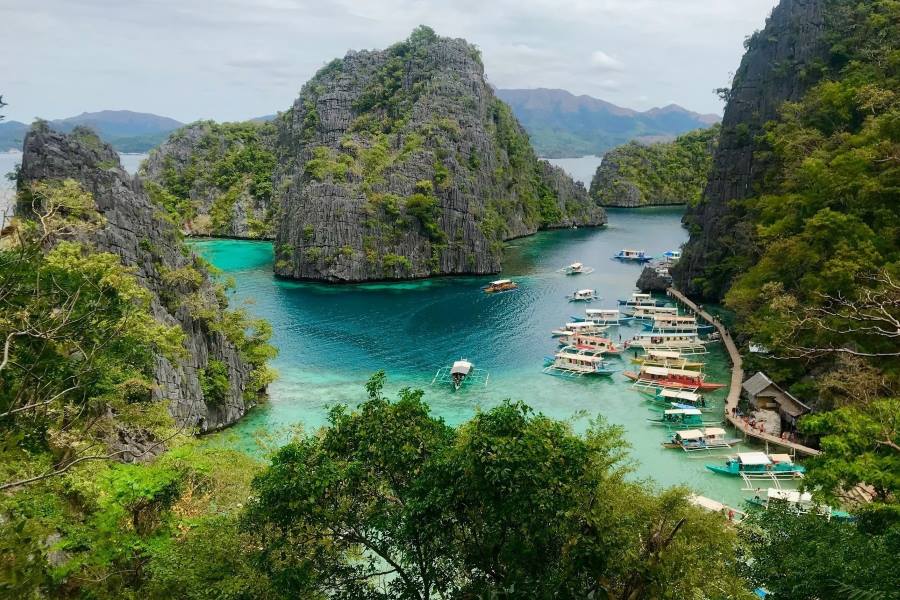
[
  {"x1": 0, "y1": 92, "x2": 718, "y2": 158},
  {"x1": 0, "y1": 110, "x2": 184, "y2": 153},
  {"x1": 495, "y1": 88, "x2": 720, "y2": 158}
]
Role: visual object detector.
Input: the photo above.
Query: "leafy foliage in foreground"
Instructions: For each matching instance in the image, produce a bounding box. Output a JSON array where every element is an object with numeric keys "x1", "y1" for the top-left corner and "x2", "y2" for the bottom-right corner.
[
  {"x1": 589, "y1": 125, "x2": 719, "y2": 207},
  {"x1": 741, "y1": 504, "x2": 900, "y2": 600},
  {"x1": 243, "y1": 372, "x2": 749, "y2": 600}
]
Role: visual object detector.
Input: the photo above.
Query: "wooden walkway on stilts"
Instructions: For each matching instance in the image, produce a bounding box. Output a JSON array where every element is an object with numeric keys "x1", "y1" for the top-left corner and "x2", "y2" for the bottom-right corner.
[{"x1": 666, "y1": 287, "x2": 820, "y2": 457}]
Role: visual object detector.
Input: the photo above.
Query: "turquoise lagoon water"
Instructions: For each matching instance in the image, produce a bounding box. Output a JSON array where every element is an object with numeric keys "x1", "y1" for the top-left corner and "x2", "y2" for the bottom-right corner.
[{"x1": 195, "y1": 208, "x2": 773, "y2": 507}]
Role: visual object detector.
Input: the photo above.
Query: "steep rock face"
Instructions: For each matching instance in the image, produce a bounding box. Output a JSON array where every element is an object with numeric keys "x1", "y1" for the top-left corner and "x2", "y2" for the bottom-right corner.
[
  {"x1": 143, "y1": 120, "x2": 277, "y2": 239},
  {"x1": 589, "y1": 126, "x2": 718, "y2": 207},
  {"x1": 18, "y1": 125, "x2": 258, "y2": 432},
  {"x1": 636, "y1": 266, "x2": 672, "y2": 293},
  {"x1": 673, "y1": 0, "x2": 827, "y2": 298},
  {"x1": 273, "y1": 27, "x2": 606, "y2": 282}
]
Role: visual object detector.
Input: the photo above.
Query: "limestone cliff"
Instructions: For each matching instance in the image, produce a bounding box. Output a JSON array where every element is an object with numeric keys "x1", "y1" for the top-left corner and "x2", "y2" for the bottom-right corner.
[
  {"x1": 589, "y1": 126, "x2": 718, "y2": 207},
  {"x1": 673, "y1": 0, "x2": 827, "y2": 298},
  {"x1": 143, "y1": 120, "x2": 277, "y2": 238},
  {"x1": 273, "y1": 27, "x2": 606, "y2": 282},
  {"x1": 17, "y1": 125, "x2": 267, "y2": 431}
]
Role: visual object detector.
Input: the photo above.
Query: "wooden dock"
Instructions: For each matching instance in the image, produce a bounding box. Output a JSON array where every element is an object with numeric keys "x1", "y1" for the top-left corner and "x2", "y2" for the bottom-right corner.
[{"x1": 666, "y1": 287, "x2": 820, "y2": 457}]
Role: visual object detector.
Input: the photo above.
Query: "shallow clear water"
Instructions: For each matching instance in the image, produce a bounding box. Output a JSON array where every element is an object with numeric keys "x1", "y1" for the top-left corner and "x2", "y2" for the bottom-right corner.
[{"x1": 194, "y1": 208, "x2": 781, "y2": 507}]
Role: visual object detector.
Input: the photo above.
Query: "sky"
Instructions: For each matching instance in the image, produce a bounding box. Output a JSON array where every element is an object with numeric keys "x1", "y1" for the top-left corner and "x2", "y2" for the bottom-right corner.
[{"x1": 0, "y1": 0, "x2": 780, "y2": 124}]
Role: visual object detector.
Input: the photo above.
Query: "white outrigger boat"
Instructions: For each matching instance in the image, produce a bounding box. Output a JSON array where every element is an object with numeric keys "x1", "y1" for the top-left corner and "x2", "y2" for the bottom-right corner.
[
  {"x1": 559, "y1": 262, "x2": 594, "y2": 275},
  {"x1": 482, "y1": 279, "x2": 518, "y2": 293},
  {"x1": 612, "y1": 249, "x2": 652, "y2": 263},
  {"x1": 631, "y1": 349, "x2": 704, "y2": 370},
  {"x1": 745, "y1": 488, "x2": 852, "y2": 521},
  {"x1": 663, "y1": 427, "x2": 741, "y2": 452},
  {"x1": 626, "y1": 332, "x2": 708, "y2": 354},
  {"x1": 570, "y1": 308, "x2": 632, "y2": 326},
  {"x1": 640, "y1": 387, "x2": 709, "y2": 409},
  {"x1": 431, "y1": 359, "x2": 489, "y2": 391},
  {"x1": 627, "y1": 305, "x2": 679, "y2": 320},
  {"x1": 543, "y1": 347, "x2": 621, "y2": 378},
  {"x1": 551, "y1": 321, "x2": 608, "y2": 337},
  {"x1": 618, "y1": 292, "x2": 662, "y2": 308},
  {"x1": 558, "y1": 333, "x2": 626, "y2": 355},
  {"x1": 642, "y1": 314, "x2": 715, "y2": 334},
  {"x1": 567, "y1": 289, "x2": 600, "y2": 302}
]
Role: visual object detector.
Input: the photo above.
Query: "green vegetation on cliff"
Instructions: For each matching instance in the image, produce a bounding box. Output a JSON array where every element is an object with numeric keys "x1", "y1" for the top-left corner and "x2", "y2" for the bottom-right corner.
[
  {"x1": 145, "y1": 120, "x2": 277, "y2": 238},
  {"x1": 589, "y1": 125, "x2": 719, "y2": 207}
]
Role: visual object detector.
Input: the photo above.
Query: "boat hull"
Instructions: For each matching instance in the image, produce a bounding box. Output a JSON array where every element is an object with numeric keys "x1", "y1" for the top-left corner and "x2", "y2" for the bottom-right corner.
[{"x1": 623, "y1": 370, "x2": 725, "y2": 391}]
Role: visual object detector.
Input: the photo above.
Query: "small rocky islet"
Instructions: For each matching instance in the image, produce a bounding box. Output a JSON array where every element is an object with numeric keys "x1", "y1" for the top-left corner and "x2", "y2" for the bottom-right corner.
[{"x1": 141, "y1": 26, "x2": 606, "y2": 282}]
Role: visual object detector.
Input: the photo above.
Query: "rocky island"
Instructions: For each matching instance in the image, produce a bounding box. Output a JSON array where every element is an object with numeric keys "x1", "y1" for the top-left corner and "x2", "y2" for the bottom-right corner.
[
  {"x1": 17, "y1": 125, "x2": 273, "y2": 432},
  {"x1": 589, "y1": 125, "x2": 718, "y2": 207},
  {"x1": 143, "y1": 120, "x2": 277, "y2": 238},
  {"x1": 272, "y1": 27, "x2": 606, "y2": 282}
]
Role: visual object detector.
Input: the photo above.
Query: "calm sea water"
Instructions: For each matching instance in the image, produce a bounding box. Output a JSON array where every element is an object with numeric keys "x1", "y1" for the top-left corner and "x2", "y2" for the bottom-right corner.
[
  {"x1": 194, "y1": 208, "x2": 779, "y2": 507},
  {"x1": 545, "y1": 155, "x2": 603, "y2": 186}
]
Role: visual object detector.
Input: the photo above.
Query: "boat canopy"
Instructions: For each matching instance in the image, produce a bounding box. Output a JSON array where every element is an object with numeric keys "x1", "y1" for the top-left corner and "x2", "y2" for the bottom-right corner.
[
  {"x1": 570, "y1": 262, "x2": 583, "y2": 269},
  {"x1": 567, "y1": 321, "x2": 598, "y2": 329},
  {"x1": 704, "y1": 427, "x2": 727, "y2": 436},
  {"x1": 659, "y1": 389, "x2": 701, "y2": 402},
  {"x1": 647, "y1": 350, "x2": 683, "y2": 360},
  {"x1": 738, "y1": 452, "x2": 772, "y2": 466},
  {"x1": 587, "y1": 309, "x2": 619, "y2": 317},
  {"x1": 632, "y1": 293, "x2": 651, "y2": 299},
  {"x1": 676, "y1": 429, "x2": 704, "y2": 440},
  {"x1": 643, "y1": 366, "x2": 700, "y2": 378},
  {"x1": 451, "y1": 360, "x2": 473, "y2": 375},
  {"x1": 769, "y1": 453, "x2": 794, "y2": 464},
  {"x1": 576, "y1": 289, "x2": 595, "y2": 295},
  {"x1": 664, "y1": 408, "x2": 702, "y2": 416},
  {"x1": 490, "y1": 279, "x2": 511, "y2": 285},
  {"x1": 654, "y1": 315, "x2": 697, "y2": 323},
  {"x1": 555, "y1": 352, "x2": 604, "y2": 364},
  {"x1": 767, "y1": 488, "x2": 813, "y2": 503}
]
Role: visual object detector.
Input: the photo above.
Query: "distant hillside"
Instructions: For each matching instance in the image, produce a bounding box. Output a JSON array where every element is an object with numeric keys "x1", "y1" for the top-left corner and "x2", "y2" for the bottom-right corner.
[
  {"x1": 0, "y1": 111, "x2": 184, "y2": 152},
  {"x1": 496, "y1": 88, "x2": 719, "y2": 158}
]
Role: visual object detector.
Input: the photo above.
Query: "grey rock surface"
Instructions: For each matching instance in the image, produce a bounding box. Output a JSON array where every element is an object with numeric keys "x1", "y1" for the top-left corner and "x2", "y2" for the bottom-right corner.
[
  {"x1": 636, "y1": 266, "x2": 672, "y2": 293},
  {"x1": 673, "y1": 0, "x2": 827, "y2": 298},
  {"x1": 18, "y1": 125, "x2": 257, "y2": 432},
  {"x1": 274, "y1": 30, "x2": 606, "y2": 282}
]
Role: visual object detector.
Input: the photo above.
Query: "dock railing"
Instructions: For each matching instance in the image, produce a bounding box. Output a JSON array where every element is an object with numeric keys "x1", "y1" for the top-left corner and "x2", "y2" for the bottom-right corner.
[{"x1": 666, "y1": 287, "x2": 820, "y2": 457}]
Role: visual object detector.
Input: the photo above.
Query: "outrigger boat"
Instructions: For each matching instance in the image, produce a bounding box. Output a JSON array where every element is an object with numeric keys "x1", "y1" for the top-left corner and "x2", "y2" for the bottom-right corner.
[
  {"x1": 745, "y1": 488, "x2": 853, "y2": 521},
  {"x1": 580, "y1": 308, "x2": 631, "y2": 326},
  {"x1": 612, "y1": 249, "x2": 652, "y2": 263},
  {"x1": 626, "y1": 332, "x2": 708, "y2": 354},
  {"x1": 543, "y1": 347, "x2": 621, "y2": 377},
  {"x1": 646, "y1": 408, "x2": 721, "y2": 427},
  {"x1": 663, "y1": 427, "x2": 741, "y2": 451},
  {"x1": 706, "y1": 452, "x2": 805, "y2": 479},
  {"x1": 641, "y1": 387, "x2": 708, "y2": 409},
  {"x1": 431, "y1": 359, "x2": 489, "y2": 391},
  {"x1": 624, "y1": 365, "x2": 725, "y2": 391},
  {"x1": 558, "y1": 333, "x2": 626, "y2": 355},
  {"x1": 627, "y1": 305, "x2": 679, "y2": 319},
  {"x1": 631, "y1": 349, "x2": 704, "y2": 370},
  {"x1": 567, "y1": 289, "x2": 600, "y2": 302},
  {"x1": 662, "y1": 250, "x2": 681, "y2": 262},
  {"x1": 483, "y1": 279, "x2": 518, "y2": 293},
  {"x1": 559, "y1": 262, "x2": 594, "y2": 275},
  {"x1": 642, "y1": 314, "x2": 715, "y2": 334},
  {"x1": 551, "y1": 321, "x2": 608, "y2": 337},
  {"x1": 618, "y1": 292, "x2": 663, "y2": 307}
]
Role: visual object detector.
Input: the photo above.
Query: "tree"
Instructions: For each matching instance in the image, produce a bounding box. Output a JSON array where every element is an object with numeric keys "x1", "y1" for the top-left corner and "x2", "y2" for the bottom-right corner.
[
  {"x1": 741, "y1": 505, "x2": 900, "y2": 600},
  {"x1": 799, "y1": 398, "x2": 900, "y2": 503},
  {"x1": 0, "y1": 180, "x2": 185, "y2": 492},
  {"x1": 243, "y1": 372, "x2": 750, "y2": 599}
]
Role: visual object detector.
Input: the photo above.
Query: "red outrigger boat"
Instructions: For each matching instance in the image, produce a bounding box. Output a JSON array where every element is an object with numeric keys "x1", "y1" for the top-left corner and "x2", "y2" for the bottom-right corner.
[{"x1": 622, "y1": 365, "x2": 725, "y2": 391}]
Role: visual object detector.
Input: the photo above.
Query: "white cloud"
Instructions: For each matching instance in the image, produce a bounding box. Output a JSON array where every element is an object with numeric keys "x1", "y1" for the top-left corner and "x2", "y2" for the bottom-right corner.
[
  {"x1": 0, "y1": 0, "x2": 780, "y2": 122},
  {"x1": 590, "y1": 50, "x2": 624, "y2": 72}
]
